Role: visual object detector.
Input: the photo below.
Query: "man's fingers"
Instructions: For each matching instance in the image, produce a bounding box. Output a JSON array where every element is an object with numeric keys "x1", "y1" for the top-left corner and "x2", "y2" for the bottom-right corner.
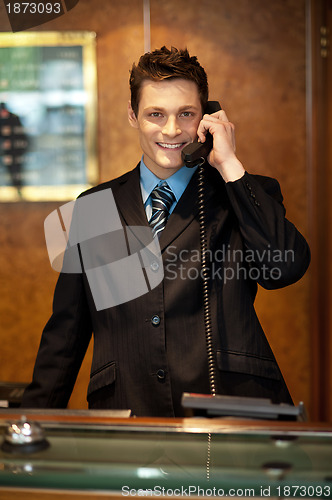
[
  {"x1": 197, "y1": 112, "x2": 236, "y2": 152},
  {"x1": 205, "y1": 109, "x2": 229, "y2": 121}
]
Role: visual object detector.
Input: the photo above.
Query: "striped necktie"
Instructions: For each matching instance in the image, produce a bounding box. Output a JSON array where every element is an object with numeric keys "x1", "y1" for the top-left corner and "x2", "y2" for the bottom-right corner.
[{"x1": 149, "y1": 181, "x2": 175, "y2": 237}]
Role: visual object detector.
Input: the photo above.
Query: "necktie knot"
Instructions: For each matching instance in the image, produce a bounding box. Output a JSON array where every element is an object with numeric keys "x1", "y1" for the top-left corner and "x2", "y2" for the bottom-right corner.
[{"x1": 149, "y1": 181, "x2": 175, "y2": 237}]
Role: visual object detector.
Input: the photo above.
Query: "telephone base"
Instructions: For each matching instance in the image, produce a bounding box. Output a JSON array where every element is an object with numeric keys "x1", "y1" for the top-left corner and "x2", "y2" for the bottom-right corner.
[{"x1": 181, "y1": 393, "x2": 307, "y2": 421}]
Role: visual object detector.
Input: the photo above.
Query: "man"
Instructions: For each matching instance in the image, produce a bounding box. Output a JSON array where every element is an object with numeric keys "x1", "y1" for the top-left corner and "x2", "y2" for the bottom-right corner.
[
  {"x1": 21, "y1": 46, "x2": 310, "y2": 417},
  {"x1": 0, "y1": 102, "x2": 28, "y2": 197}
]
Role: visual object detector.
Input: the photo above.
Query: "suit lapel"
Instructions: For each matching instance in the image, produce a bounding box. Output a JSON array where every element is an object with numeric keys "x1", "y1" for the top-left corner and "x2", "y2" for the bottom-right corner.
[{"x1": 112, "y1": 164, "x2": 149, "y2": 228}]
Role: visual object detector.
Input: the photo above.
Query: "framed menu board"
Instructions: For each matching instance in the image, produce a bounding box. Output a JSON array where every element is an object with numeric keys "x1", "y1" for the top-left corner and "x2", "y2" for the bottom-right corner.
[{"x1": 0, "y1": 31, "x2": 98, "y2": 201}]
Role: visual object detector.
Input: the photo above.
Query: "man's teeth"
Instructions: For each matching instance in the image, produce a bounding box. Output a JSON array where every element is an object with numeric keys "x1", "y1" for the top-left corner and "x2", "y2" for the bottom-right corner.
[{"x1": 158, "y1": 143, "x2": 183, "y2": 149}]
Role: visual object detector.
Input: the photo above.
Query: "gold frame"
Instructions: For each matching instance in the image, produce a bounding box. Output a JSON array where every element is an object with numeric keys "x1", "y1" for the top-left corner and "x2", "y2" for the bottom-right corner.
[{"x1": 0, "y1": 31, "x2": 98, "y2": 201}]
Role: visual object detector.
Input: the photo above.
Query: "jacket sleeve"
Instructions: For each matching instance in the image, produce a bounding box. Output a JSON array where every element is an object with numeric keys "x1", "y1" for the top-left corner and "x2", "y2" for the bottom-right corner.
[
  {"x1": 224, "y1": 171, "x2": 310, "y2": 289},
  {"x1": 21, "y1": 271, "x2": 92, "y2": 408}
]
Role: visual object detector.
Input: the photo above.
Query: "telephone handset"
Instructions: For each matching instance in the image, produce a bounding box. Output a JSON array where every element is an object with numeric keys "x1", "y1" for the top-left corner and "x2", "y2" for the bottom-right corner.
[{"x1": 181, "y1": 101, "x2": 222, "y2": 168}]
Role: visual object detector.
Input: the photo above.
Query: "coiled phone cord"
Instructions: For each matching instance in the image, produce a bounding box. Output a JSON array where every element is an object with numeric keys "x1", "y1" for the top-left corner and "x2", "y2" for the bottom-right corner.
[{"x1": 197, "y1": 164, "x2": 218, "y2": 397}]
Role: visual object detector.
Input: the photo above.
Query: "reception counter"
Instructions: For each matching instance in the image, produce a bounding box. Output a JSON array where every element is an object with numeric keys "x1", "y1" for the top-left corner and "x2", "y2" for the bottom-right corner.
[{"x1": 0, "y1": 409, "x2": 332, "y2": 499}]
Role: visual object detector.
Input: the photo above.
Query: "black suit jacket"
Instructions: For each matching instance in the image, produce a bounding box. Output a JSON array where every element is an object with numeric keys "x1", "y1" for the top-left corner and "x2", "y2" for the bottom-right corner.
[{"x1": 21, "y1": 164, "x2": 310, "y2": 416}]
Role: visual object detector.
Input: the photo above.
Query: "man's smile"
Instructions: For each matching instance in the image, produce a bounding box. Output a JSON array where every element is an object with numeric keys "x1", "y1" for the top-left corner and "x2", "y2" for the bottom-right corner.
[{"x1": 157, "y1": 142, "x2": 187, "y2": 150}]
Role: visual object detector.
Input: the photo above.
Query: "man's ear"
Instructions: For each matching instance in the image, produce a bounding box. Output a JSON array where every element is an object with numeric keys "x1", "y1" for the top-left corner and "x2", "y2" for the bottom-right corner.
[{"x1": 128, "y1": 101, "x2": 139, "y2": 129}]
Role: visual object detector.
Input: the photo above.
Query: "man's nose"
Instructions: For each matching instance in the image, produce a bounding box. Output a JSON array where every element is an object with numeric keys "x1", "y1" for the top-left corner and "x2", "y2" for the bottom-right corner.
[{"x1": 162, "y1": 116, "x2": 181, "y2": 137}]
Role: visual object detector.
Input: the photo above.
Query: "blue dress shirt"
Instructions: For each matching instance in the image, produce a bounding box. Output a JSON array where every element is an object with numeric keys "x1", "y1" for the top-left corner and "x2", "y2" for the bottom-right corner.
[{"x1": 140, "y1": 158, "x2": 197, "y2": 221}]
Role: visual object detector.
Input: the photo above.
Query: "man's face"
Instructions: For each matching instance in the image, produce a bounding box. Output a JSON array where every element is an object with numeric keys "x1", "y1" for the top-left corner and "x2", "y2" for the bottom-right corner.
[{"x1": 128, "y1": 78, "x2": 203, "y2": 179}]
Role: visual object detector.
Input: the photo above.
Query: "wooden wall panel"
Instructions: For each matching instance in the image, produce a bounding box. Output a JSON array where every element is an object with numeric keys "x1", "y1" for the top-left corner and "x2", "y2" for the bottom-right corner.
[
  {"x1": 0, "y1": 0, "x2": 313, "y2": 415},
  {"x1": 328, "y1": 1, "x2": 332, "y2": 422},
  {"x1": 306, "y1": 0, "x2": 332, "y2": 422}
]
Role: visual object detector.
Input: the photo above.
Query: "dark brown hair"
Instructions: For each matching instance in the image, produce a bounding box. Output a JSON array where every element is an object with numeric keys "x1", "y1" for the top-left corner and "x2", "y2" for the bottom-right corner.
[{"x1": 129, "y1": 46, "x2": 208, "y2": 116}]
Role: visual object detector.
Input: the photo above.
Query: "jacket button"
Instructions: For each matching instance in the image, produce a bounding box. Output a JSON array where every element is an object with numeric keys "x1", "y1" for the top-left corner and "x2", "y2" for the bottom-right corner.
[
  {"x1": 150, "y1": 261, "x2": 159, "y2": 272},
  {"x1": 151, "y1": 315, "x2": 161, "y2": 326},
  {"x1": 156, "y1": 369, "x2": 166, "y2": 380},
  {"x1": 254, "y1": 200, "x2": 261, "y2": 207},
  {"x1": 246, "y1": 182, "x2": 252, "y2": 191}
]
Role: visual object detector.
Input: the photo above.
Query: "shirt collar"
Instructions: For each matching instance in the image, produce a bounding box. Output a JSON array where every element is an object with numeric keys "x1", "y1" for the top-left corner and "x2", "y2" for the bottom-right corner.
[{"x1": 140, "y1": 157, "x2": 197, "y2": 204}]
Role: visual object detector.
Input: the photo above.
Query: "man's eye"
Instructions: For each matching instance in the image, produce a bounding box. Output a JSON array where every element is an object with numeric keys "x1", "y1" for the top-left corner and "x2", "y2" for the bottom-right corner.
[
  {"x1": 150, "y1": 112, "x2": 162, "y2": 117},
  {"x1": 180, "y1": 111, "x2": 193, "y2": 117}
]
